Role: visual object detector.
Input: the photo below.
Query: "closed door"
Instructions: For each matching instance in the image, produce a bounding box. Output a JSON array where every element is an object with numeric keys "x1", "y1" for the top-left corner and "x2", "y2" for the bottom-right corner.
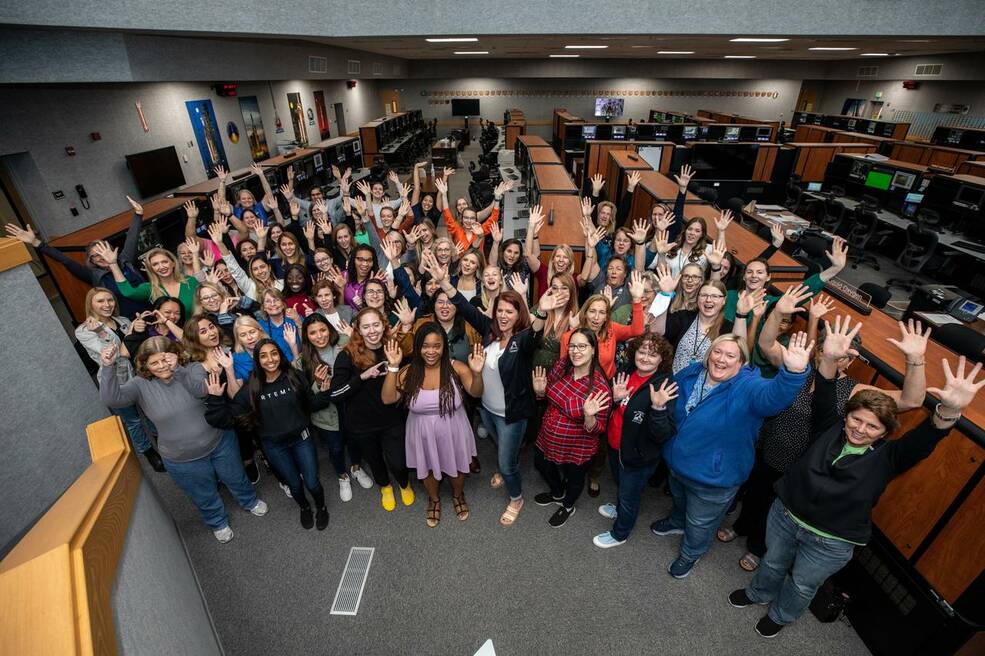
[{"x1": 333, "y1": 103, "x2": 346, "y2": 136}]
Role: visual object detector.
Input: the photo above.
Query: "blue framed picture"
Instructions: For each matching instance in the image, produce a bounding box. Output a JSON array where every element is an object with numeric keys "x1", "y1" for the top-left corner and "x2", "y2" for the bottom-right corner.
[{"x1": 185, "y1": 99, "x2": 228, "y2": 177}]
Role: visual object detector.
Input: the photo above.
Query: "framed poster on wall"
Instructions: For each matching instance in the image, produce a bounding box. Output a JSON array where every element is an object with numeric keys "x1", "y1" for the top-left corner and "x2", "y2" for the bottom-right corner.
[
  {"x1": 238, "y1": 95, "x2": 270, "y2": 161},
  {"x1": 287, "y1": 92, "x2": 309, "y2": 145},
  {"x1": 314, "y1": 90, "x2": 330, "y2": 140},
  {"x1": 185, "y1": 99, "x2": 227, "y2": 177}
]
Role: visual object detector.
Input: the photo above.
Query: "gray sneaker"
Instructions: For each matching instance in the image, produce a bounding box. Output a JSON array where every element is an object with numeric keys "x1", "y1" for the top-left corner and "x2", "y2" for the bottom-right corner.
[
  {"x1": 213, "y1": 526, "x2": 234, "y2": 543},
  {"x1": 249, "y1": 499, "x2": 268, "y2": 516}
]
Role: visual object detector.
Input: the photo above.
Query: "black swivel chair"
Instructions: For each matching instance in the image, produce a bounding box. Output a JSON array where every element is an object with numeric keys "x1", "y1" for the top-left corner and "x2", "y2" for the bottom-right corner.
[
  {"x1": 697, "y1": 187, "x2": 719, "y2": 206},
  {"x1": 830, "y1": 185, "x2": 847, "y2": 198},
  {"x1": 794, "y1": 235, "x2": 829, "y2": 277},
  {"x1": 725, "y1": 197, "x2": 746, "y2": 225},
  {"x1": 859, "y1": 282, "x2": 891, "y2": 310},
  {"x1": 887, "y1": 222, "x2": 939, "y2": 292},
  {"x1": 785, "y1": 184, "x2": 803, "y2": 213},
  {"x1": 861, "y1": 194, "x2": 881, "y2": 210},
  {"x1": 848, "y1": 208, "x2": 892, "y2": 271},
  {"x1": 916, "y1": 208, "x2": 942, "y2": 229},
  {"x1": 934, "y1": 324, "x2": 985, "y2": 360},
  {"x1": 820, "y1": 198, "x2": 847, "y2": 234}
]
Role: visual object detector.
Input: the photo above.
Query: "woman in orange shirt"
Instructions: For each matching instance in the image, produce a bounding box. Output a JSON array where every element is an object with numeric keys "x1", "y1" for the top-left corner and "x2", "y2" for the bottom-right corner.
[{"x1": 434, "y1": 177, "x2": 512, "y2": 253}]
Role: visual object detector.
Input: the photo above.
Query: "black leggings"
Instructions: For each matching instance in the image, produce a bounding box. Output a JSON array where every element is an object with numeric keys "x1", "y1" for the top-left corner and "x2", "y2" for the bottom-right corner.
[
  {"x1": 534, "y1": 448, "x2": 590, "y2": 509},
  {"x1": 348, "y1": 423, "x2": 409, "y2": 489}
]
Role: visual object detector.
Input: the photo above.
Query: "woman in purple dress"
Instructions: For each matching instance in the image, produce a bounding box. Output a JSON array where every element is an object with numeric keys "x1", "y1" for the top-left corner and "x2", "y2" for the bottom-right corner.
[{"x1": 382, "y1": 322, "x2": 485, "y2": 527}]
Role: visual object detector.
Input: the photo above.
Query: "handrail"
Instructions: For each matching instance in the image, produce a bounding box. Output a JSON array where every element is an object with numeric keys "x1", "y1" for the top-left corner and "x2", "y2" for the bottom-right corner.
[{"x1": 0, "y1": 416, "x2": 141, "y2": 656}]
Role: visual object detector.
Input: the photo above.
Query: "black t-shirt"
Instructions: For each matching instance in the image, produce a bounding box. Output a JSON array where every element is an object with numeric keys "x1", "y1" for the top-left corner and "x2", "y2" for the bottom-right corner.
[{"x1": 256, "y1": 375, "x2": 309, "y2": 441}]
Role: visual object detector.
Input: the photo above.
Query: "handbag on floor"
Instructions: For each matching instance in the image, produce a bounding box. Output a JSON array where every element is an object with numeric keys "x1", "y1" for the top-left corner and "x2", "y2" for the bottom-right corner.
[{"x1": 810, "y1": 578, "x2": 851, "y2": 622}]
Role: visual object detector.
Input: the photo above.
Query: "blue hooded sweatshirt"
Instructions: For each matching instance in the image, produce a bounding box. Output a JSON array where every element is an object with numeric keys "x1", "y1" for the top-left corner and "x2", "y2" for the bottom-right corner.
[{"x1": 664, "y1": 361, "x2": 809, "y2": 487}]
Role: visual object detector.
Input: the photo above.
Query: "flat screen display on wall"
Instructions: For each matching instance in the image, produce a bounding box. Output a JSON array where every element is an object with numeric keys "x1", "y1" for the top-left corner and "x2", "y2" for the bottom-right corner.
[
  {"x1": 451, "y1": 99, "x2": 480, "y2": 116},
  {"x1": 594, "y1": 97, "x2": 624, "y2": 118},
  {"x1": 125, "y1": 146, "x2": 186, "y2": 198}
]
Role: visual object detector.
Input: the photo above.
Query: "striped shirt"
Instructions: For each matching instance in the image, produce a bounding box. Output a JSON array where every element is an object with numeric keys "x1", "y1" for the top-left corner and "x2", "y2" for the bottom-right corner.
[{"x1": 536, "y1": 359, "x2": 611, "y2": 465}]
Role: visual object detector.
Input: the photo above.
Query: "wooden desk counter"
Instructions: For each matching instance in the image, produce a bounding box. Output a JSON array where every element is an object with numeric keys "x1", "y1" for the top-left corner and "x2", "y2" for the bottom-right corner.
[
  {"x1": 312, "y1": 135, "x2": 357, "y2": 149},
  {"x1": 528, "y1": 148, "x2": 563, "y2": 166},
  {"x1": 259, "y1": 147, "x2": 319, "y2": 168},
  {"x1": 957, "y1": 160, "x2": 985, "y2": 176},
  {"x1": 535, "y1": 194, "x2": 585, "y2": 249},
  {"x1": 533, "y1": 164, "x2": 577, "y2": 195},
  {"x1": 606, "y1": 150, "x2": 655, "y2": 201},
  {"x1": 173, "y1": 167, "x2": 254, "y2": 197},
  {"x1": 48, "y1": 196, "x2": 197, "y2": 249},
  {"x1": 839, "y1": 153, "x2": 929, "y2": 175},
  {"x1": 628, "y1": 170, "x2": 701, "y2": 221},
  {"x1": 517, "y1": 135, "x2": 550, "y2": 149}
]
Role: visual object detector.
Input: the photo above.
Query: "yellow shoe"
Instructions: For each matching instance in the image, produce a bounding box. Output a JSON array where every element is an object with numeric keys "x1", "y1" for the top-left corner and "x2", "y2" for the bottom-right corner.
[
  {"x1": 400, "y1": 483, "x2": 415, "y2": 506},
  {"x1": 380, "y1": 485, "x2": 396, "y2": 511}
]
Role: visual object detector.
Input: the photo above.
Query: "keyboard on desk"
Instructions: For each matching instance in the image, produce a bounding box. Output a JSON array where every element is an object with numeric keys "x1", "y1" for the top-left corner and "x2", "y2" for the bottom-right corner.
[{"x1": 951, "y1": 240, "x2": 985, "y2": 254}]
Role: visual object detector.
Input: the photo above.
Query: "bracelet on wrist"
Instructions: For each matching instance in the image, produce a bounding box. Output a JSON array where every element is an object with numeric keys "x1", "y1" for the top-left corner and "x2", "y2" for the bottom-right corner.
[
  {"x1": 906, "y1": 360, "x2": 925, "y2": 367},
  {"x1": 934, "y1": 403, "x2": 960, "y2": 422},
  {"x1": 735, "y1": 312, "x2": 750, "y2": 319},
  {"x1": 633, "y1": 239, "x2": 645, "y2": 245},
  {"x1": 387, "y1": 366, "x2": 400, "y2": 373},
  {"x1": 711, "y1": 265, "x2": 722, "y2": 272},
  {"x1": 658, "y1": 291, "x2": 675, "y2": 298}
]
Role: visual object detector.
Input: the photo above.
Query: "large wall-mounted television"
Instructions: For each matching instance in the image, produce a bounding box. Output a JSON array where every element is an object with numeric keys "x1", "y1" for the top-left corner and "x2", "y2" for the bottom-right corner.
[
  {"x1": 451, "y1": 98, "x2": 480, "y2": 116},
  {"x1": 690, "y1": 144, "x2": 759, "y2": 180},
  {"x1": 125, "y1": 146, "x2": 186, "y2": 198},
  {"x1": 594, "y1": 97, "x2": 624, "y2": 118}
]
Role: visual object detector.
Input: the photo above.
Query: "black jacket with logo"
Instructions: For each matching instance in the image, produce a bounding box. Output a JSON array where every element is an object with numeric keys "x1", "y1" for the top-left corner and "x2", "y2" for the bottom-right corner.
[{"x1": 615, "y1": 371, "x2": 677, "y2": 469}]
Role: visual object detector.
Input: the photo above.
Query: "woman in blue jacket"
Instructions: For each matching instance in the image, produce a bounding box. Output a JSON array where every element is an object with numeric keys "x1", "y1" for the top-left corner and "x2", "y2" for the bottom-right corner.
[{"x1": 651, "y1": 331, "x2": 813, "y2": 579}]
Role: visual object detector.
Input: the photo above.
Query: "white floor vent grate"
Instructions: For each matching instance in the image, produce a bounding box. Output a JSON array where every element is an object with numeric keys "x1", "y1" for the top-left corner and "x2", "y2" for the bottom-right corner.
[{"x1": 330, "y1": 547, "x2": 374, "y2": 615}]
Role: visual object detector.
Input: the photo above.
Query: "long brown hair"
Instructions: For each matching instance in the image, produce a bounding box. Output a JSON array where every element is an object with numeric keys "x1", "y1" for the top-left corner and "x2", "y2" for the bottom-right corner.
[
  {"x1": 344, "y1": 307, "x2": 391, "y2": 369},
  {"x1": 544, "y1": 273, "x2": 579, "y2": 340},
  {"x1": 697, "y1": 281, "x2": 729, "y2": 342},
  {"x1": 399, "y1": 322, "x2": 463, "y2": 418},
  {"x1": 670, "y1": 263, "x2": 704, "y2": 313},
  {"x1": 668, "y1": 217, "x2": 710, "y2": 262},
  {"x1": 577, "y1": 294, "x2": 613, "y2": 341},
  {"x1": 182, "y1": 313, "x2": 232, "y2": 362},
  {"x1": 489, "y1": 290, "x2": 531, "y2": 341}
]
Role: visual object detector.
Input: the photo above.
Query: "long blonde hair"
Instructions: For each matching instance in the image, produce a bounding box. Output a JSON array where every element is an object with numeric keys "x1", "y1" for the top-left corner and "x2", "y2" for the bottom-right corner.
[
  {"x1": 577, "y1": 294, "x2": 613, "y2": 341},
  {"x1": 232, "y1": 316, "x2": 269, "y2": 353},
  {"x1": 142, "y1": 248, "x2": 187, "y2": 300},
  {"x1": 548, "y1": 244, "x2": 576, "y2": 281},
  {"x1": 480, "y1": 265, "x2": 504, "y2": 310},
  {"x1": 83, "y1": 287, "x2": 118, "y2": 324}
]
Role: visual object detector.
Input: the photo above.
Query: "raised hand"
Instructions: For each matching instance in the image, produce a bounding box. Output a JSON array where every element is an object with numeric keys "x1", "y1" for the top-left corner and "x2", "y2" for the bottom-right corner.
[
  {"x1": 528, "y1": 204, "x2": 545, "y2": 235},
  {"x1": 590, "y1": 174, "x2": 605, "y2": 196},
  {"x1": 808, "y1": 294, "x2": 835, "y2": 321},
  {"x1": 602, "y1": 285, "x2": 616, "y2": 308},
  {"x1": 886, "y1": 319, "x2": 931, "y2": 363},
  {"x1": 336, "y1": 318, "x2": 353, "y2": 338},
  {"x1": 283, "y1": 322, "x2": 298, "y2": 347},
  {"x1": 126, "y1": 195, "x2": 144, "y2": 215},
  {"x1": 775, "y1": 283, "x2": 812, "y2": 315},
  {"x1": 778, "y1": 331, "x2": 814, "y2": 373},
  {"x1": 355, "y1": 179, "x2": 372, "y2": 199},
  {"x1": 249, "y1": 162, "x2": 264, "y2": 177},
  {"x1": 737, "y1": 288, "x2": 766, "y2": 316},
  {"x1": 183, "y1": 200, "x2": 199, "y2": 220},
  {"x1": 928, "y1": 356, "x2": 985, "y2": 414},
  {"x1": 442, "y1": 166, "x2": 456, "y2": 180},
  {"x1": 91, "y1": 241, "x2": 118, "y2": 265},
  {"x1": 509, "y1": 272, "x2": 528, "y2": 298},
  {"x1": 205, "y1": 371, "x2": 226, "y2": 396},
  {"x1": 586, "y1": 225, "x2": 606, "y2": 250},
  {"x1": 214, "y1": 165, "x2": 229, "y2": 182},
  {"x1": 279, "y1": 184, "x2": 295, "y2": 201},
  {"x1": 626, "y1": 170, "x2": 642, "y2": 192},
  {"x1": 714, "y1": 209, "x2": 733, "y2": 233},
  {"x1": 212, "y1": 347, "x2": 233, "y2": 370},
  {"x1": 707, "y1": 238, "x2": 727, "y2": 268},
  {"x1": 654, "y1": 211, "x2": 676, "y2": 233},
  {"x1": 612, "y1": 372, "x2": 630, "y2": 401},
  {"x1": 399, "y1": 182, "x2": 412, "y2": 199},
  {"x1": 394, "y1": 297, "x2": 416, "y2": 328},
  {"x1": 384, "y1": 339, "x2": 403, "y2": 367},
  {"x1": 262, "y1": 192, "x2": 278, "y2": 211},
  {"x1": 495, "y1": 179, "x2": 513, "y2": 197},
  {"x1": 285, "y1": 306, "x2": 302, "y2": 325},
  {"x1": 202, "y1": 248, "x2": 216, "y2": 269},
  {"x1": 314, "y1": 364, "x2": 332, "y2": 390},
  {"x1": 290, "y1": 199, "x2": 302, "y2": 218},
  {"x1": 825, "y1": 236, "x2": 848, "y2": 271},
  {"x1": 331, "y1": 164, "x2": 342, "y2": 180},
  {"x1": 468, "y1": 342, "x2": 486, "y2": 373},
  {"x1": 4, "y1": 223, "x2": 40, "y2": 246},
  {"x1": 653, "y1": 229, "x2": 673, "y2": 255},
  {"x1": 649, "y1": 378, "x2": 680, "y2": 409},
  {"x1": 537, "y1": 284, "x2": 570, "y2": 313},
  {"x1": 581, "y1": 196, "x2": 595, "y2": 218},
  {"x1": 770, "y1": 222, "x2": 785, "y2": 248},
  {"x1": 388, "y1": 169, "x2": 400, "y2": 186},
  {"x1": 673, "y1": 164, "x2": 694, "y2": 192},
  {"x1": 489, "y1": 221, "x2": 502, "y2": 243},
  {"x1": 434, "y1": 177, "x2": 448, "y2": 195},
  {"x1": 655, "y1": 264, "x2": 678, "y2": 294},
  {"x1": 183, "y1": 236, "x2": 200, "y2": 256},
  {"x1": 583, "y1": 390, "x2": 610, "y2": 417},
  {"x1": 631, "y1": 218, "x2": 649, "y2": 244},
  {"x1": 628, "y1": 269, "x2": 645, "y2": 301},
  {"x1": 821, "y1": 315, "x2": 862, "y2": 361},
  {"x1": 302, "y1": 221, "x2": 316, "y2": 242},
  {"x1": 532, "y1": 366, "x2": 547, "y2": 396}
]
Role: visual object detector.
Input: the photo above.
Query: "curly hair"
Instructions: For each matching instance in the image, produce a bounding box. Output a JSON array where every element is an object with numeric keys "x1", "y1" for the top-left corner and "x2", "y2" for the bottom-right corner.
[
  {"x1": 134, "y1": 336, "x2": 185, "y2": 379},
  {"x1": 344, "y1": 307, "x2": 391, "y2": 370},
  {"x1": 626, "y1": 333, "x2": 674, "y2": 374}
]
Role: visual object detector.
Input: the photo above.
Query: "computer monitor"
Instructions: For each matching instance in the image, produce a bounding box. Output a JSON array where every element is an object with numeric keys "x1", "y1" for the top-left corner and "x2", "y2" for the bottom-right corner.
[
  {"x1": 866, "y1": 123, "x2": 876, "y2": 134},
  {"x1": 847, "y1": 119, "x2": 857, "y2": 129},
  {"x1": 637, "y1": 146, "x2": 663, "y2": 170},
  {"x1": 955, "y1": 185, "x2": 985, "y2": 210},
  {"x1": 682, "y1": 126, "x2": 698, "y2": 140},
  {"x1": 904, "y1": 192, "x2": 924, "y2": 204},
  {"x1": 946, "y1": 129, "x2": 964, "y2": 146},
  {"x1": 850, "y1": 160, "x2": 869, "y2": 180},
  {"x1": 723, "y1": 126, "x2": 741, "y2": 142},
  {"x1": 756, "y1": 127, "x2": 772, "y2": 141},
  {"x1": 864, "y1": 170, "x2": 892, "y2": 191},
  {"x1": 352, "y1": 141, "x2": 361, "y2": 154},
  {"x1": 582, "y1": 125, "x2": 597, "y2": 140},
  {"x1": 611, "y1": 126, "x2": 627, "y2": 140},
  {"x1": 635, "y1": 124, "x2": 655, "y2": 139},
  {"x1": 807, "y1": 182, "x2": 823, "y2": 192},
  {"x1": 594, "y1": 97, "x2": 624, "y2": 118},
  {"x1": 890, "y1": 171, "x2": 917, "y2": 191}
]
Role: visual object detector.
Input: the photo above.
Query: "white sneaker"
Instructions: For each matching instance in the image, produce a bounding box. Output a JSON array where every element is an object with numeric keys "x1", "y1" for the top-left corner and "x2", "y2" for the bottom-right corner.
[
  {"x1": 351, "y1": 467, "x2": 373, "y2": 489},
  {"x1": 213, "y1": 526, "x2": 234, "y2": 543},
  {"x1": 339, "y1": 476, "x2": 353, "y2": 502},
  {"x1": 279, "y1": 482, "x2": 292, "y2": 498},
  {"x1": 249, "y1": 499, "x2": 268, "y2": 516},
  {"x1": 476, "y1": 424, "x2": 489, "y2": 439},
  {"x1": 598, "y1": 503, "x2": 617, "y2": 520}
]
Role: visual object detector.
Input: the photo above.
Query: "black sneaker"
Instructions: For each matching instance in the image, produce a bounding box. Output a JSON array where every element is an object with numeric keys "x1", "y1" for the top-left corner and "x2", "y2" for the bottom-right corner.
[
  {"x1": 244, "y1": 460, "x2": 261, "y2": 485},
  {"x1": 300, "y1": 507, "x2": 314, "y2": 529},
  {"x1": 756, "y1": 615, "x2": 784, "y2": 638},
  {"x1": 143, "y1": 447, "x2": 166, "y2": 472},
  {"x1": 728, "y1": 589, "x2": 759, "y2": 608},
  {"x1": 534, "y1": 492, "x2": 564, "y2": 507},
  {"x1": 315, "y1": 507, "x2": 329, "y2": 531},
  {"x1": 548, "y1": 506, "x2": 575, "y2": 528}
]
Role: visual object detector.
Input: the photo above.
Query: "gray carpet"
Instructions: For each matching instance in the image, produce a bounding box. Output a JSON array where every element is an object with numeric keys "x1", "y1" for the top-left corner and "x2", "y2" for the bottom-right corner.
[{"x1": 145, "y1": 434, "x2": 871, "y2": 656}]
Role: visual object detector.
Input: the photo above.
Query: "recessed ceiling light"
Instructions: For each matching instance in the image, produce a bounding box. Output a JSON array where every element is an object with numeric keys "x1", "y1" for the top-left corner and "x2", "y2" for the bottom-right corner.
[
  {"x1": 564, "y1": 45, "x2": 608, "y2": 49},
  {"x1": 550, "y1": 54, "x2": 580, "y2": 58},
  {"x1": 425, "y1": 37, "x2": 478, "y2": 43},
  {"x1": 730, "y1": 37, "x2": 789, "y2": 42},
  {"x1": 809, "y1": 47, "x2": 857, "y2": 51},
  {"x1": 454, "y1": 51, "x2": 489, "y2": 55},
  {"x1": 724, "y1": 55, "x2": 756, "y2": 59},
  {"x1": 860, "y1": 53, "x2": 890, "y2": 56},
  {"x1": 631, "y1": 45, "x2": 654, "y2": 48},
  {"x1": 658, "y1": 51, "x2": 695, "y2": 54},
  {"x1": 899, "y1": 39, "x2": 934, "y2": 43}
]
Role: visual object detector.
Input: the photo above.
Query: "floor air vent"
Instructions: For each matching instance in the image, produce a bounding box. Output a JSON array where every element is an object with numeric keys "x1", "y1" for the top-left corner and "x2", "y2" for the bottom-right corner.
[{"x1": 330, "y1": 547, "x2": 374, "y2": 616}]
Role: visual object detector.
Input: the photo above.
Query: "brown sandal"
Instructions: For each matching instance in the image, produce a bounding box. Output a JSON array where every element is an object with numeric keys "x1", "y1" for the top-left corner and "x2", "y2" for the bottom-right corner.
[
  {"x1": 426, "y1": 498, "x2": 441, "y2": 528},
  {"x1": 453, "y1": 495, "x2": 470, "y2": 521}
]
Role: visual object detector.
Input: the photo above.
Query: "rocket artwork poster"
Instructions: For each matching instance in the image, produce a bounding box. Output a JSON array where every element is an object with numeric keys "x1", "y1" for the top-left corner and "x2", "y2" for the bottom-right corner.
[
  {"x1": 238, "y1": 95, "x2": 270, "y2": 161},
  {"x1": 185, "y1": 99, "x2": 228, "y2": 177}
]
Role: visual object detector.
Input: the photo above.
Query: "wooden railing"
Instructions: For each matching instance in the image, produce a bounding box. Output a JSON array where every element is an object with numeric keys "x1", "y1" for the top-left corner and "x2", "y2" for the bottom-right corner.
[{"x1": 0, "y1": 416, "x2": 141, "y2": 656}]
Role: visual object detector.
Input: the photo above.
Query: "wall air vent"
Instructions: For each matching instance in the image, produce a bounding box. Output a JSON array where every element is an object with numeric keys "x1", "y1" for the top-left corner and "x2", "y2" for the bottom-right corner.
[
  {"x1": 373, "y1": 62, "x2": 383, "y2": 76},
  {"x1": 308, "y1": 56, "x2": 328, "y2": 74},
  {"x1": 347, "y1": 59, "x2": 361, "y2": 75},
  {"x1": 857, "y1": 66, "x2": 879, "y2": 78},
  {"x1": 914, "y1": 64, "x2": 943, "y2": 76}
]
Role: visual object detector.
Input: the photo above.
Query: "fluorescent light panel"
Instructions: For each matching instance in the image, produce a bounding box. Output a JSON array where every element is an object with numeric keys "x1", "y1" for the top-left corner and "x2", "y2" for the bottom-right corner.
[
  {"x1": 860, "y1": 53, "x2": 890, "y2": 56},
  {"x1": 564, "y1": 45, "x2": 608, "y2": 49},
  {"x1": 550, "y1": 54, "x2": 580, "y2": 58},
  {"x1": 454, "y1": 51, "x2": 489, "y2": 54},
  {"x1": 809, "y1": 47, "x2": 857, "y2": 51},
  {"x1": 724, "y1": 55, "x2": 756, "y2": 59},
  {"x1": 425, "y1": 37, "x2": 478, "y2": 43},
  {"x1": 730, "y1": 37, "x2": 789, "y2": 42},
  {"x1": 658, "y1": 51, "x2": 695, "y2": 54}
]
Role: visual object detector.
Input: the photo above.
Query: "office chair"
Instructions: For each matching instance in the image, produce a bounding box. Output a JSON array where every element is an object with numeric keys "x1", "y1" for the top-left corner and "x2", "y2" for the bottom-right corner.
[
  {"x1": 848, "y1": 208, "x2": 892, "y2": 271},
  {"x1": 794, "y1": 235, "x2": 829, "y2": 277},
  {"x1": 886, "y1": 222, "x2": 938, "y2": 292},
  {"x1": 820, "y1": 198, "x2": 847, "y2": 234},
  {"x1": 830, "y1": 185, "x2": 846, "y2": 198},
  {"x1": 916, "y1": 208, "x2": 942, "y2": 229},
  {"x1": 784, "y1": 183, "x2": 803, "y2": 212},
  {"x1": 697, "y1": 186, "x2": 719, "y2": 205},
  {"x1": 934, "y1": 324, "x2": 985, "y2": 360},
  {"x1": 861, "y1": 194, "x2": 881, "y2": 210},
  {"x1": 725, "y1": 197, "x2": 746, "y2": 225},
  {"x1": 859, "y1": 282, "x2": 891, "y2": 310}
]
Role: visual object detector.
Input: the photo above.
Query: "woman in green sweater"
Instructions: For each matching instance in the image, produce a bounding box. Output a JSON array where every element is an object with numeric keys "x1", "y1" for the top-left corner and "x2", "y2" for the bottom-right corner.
[{"x1": 94, "y1": 242, "x2": 200, "y2": 316}]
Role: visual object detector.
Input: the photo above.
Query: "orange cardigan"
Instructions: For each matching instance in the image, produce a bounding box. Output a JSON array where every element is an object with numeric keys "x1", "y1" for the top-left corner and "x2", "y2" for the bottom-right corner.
[
  {"x1": 559, "y1": 302, "x2": 645, "y2": 378},
  {"x1": 443, "y1": 207, "x2": 501, "y2": 252}
]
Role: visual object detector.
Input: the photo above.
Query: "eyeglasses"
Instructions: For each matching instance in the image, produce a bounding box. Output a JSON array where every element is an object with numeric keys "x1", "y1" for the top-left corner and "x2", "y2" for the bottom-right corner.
[
  {"x1": 568, "y1": 343, "x2": 591, "y2": 352},
  {"x1": 698, "y1": 293, "x2": 725, "y2": 301},
  {"x1": 199, "y1": 294, "x2": 221, "y2": 302},
  {"x1": 682, "y1": 274, "x2": 703, "y2": 282},
  {"x1": 365, "y1": 288, "x2": 385, "y2": 296},
  {"x1": 434, "y1": 299, "x2": 453, "y2": 306}
]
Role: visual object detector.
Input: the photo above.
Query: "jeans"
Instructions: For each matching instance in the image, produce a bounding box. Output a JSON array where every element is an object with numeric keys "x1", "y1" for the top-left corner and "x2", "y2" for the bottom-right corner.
[
  {"x1": 113, "y1": 404, "x2": 153, "y2": 453},
  {"x1": 731, "y1": 454, "x2": 783, "y2": 558},
  {"x1": 534, "y1": 448, "x2": 589, "y2": 509},
  {"x1": 348, "y1": 423, "x2": 409, "y2": 488},
  {"x1": 479, "y1": 406, "x2": 527, "y2": 500},
  {"x1": 162, "y1": 430, "x2": 258, "y2": 530},
  {"x1": 607, "y1": 445, "x2": 660, "y2": 541},
  {"x1": 312, "y1": 425, "x2": 363, "y2": 478},
  {"x1": 262, "y1": 430, "x2": 325, "y2": 510},
  {"x1": 667, "y1": 470, "x2": 741, "y2": 563},
  {"x1": 747, "y1": 499, "x2": 856, "y2": 625}
]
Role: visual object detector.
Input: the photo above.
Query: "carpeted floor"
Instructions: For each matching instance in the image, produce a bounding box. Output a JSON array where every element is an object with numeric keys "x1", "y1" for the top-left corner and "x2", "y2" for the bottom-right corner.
[{"x1": 146, "y1": 433, "x2": 871, "y2": 656}]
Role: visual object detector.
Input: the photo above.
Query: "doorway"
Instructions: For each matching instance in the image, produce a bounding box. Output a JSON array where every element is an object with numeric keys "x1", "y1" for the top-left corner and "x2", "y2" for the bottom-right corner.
[
  {"x1": 333, "y1": 103, "x2": 346, "y2": 136},
  {"x1": 381, "y1": 90, "x2": 401, "y2": 115},
  {"x1": 313, "y1": 91, "x2": 330, "y2": 140}
]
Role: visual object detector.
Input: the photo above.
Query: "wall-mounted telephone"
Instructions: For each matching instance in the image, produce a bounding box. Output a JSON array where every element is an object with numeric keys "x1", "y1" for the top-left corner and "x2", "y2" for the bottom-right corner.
[{"x1": 75, "y1": 184, "x2": 90, "y2": 210}]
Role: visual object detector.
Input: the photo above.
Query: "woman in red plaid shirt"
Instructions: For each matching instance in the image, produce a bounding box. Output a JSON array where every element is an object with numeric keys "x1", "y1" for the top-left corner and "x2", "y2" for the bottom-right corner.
[{"x1": 532, "y1": 328, "x2": 612, "y2": 528}]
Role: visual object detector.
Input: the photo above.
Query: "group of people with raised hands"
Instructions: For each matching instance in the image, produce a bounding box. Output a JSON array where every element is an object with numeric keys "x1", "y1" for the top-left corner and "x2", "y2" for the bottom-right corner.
[{"x1": 8, "y1": 158, "x2": 984, "y2": 640}]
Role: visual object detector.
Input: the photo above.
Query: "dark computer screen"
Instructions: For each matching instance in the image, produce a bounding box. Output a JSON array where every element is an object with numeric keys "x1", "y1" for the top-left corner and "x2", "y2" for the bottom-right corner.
[
  {"x1": 864, "y1": 170, "x2": 893, "y2": 190},
  {"x1": 451, "y1": 99, "x2": 480, "y2": 116},
  {"x1": 635, "y1": 124, "x2": 656, "y2": 139},
  {"x1": 595, "y1": 124, "x2": 613, "y2": 140},
  {"x1": 689, "y1": 144, "x2": 758, "y2": 180},
  {"x1": 956, "y1": 185, "x2": 985, "y2": 208},
  {"x1": 125, "y1": 146, "x2": 187, "y2": 198},
  {"x1": 756, "y1": 127, "x2": 772, "y2": 141}
]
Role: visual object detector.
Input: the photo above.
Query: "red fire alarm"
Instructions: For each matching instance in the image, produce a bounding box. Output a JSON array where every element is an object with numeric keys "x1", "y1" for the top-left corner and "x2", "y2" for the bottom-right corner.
[
  {"x1": 347, "y1": 80, "x2": 357, "y2": 89},
  {"x1": 90, "y1": 132, "x2": 101, "y2": 141},
  {"x1": 902, "y1": 80, "x2": 919, "y2": 90}
]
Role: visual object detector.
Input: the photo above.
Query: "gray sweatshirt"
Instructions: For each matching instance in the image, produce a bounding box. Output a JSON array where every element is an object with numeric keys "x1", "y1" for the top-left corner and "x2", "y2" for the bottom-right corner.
[{"x1": 99, "y1": 362, "x2": 222, "y2": 462}]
